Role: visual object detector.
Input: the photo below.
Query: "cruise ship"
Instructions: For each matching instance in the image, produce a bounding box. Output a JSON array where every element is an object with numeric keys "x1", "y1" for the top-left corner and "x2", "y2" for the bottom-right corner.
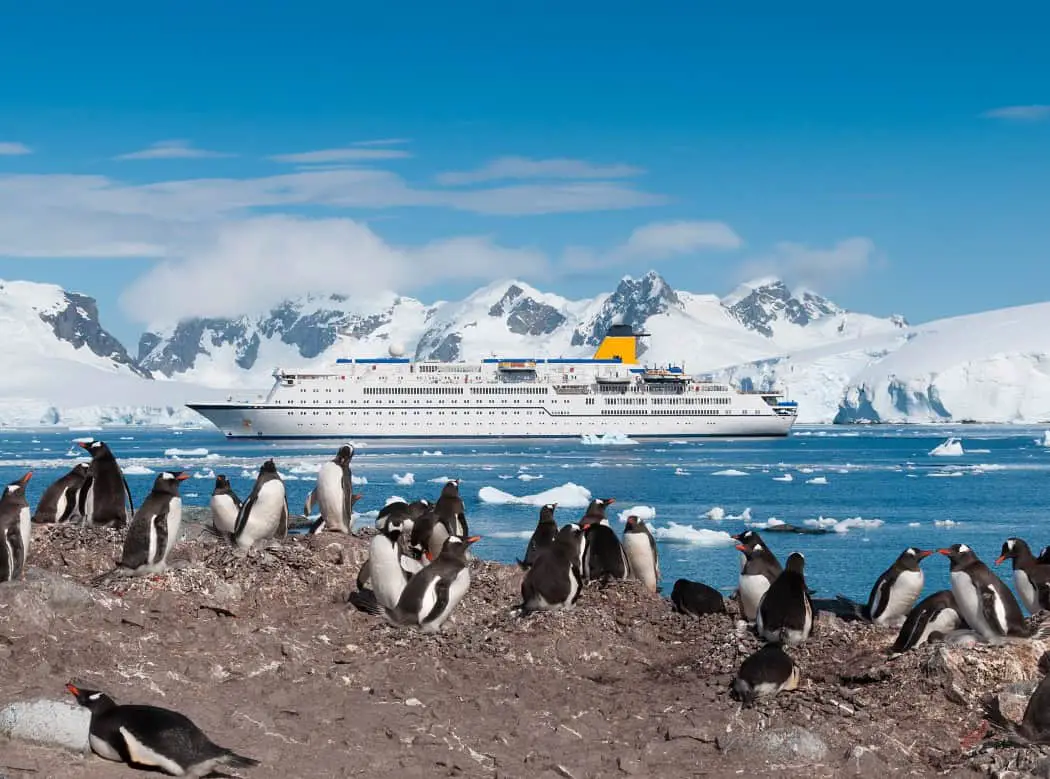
[{"x1": 186, "y1": 325, "x2": 798, "y2": 440}]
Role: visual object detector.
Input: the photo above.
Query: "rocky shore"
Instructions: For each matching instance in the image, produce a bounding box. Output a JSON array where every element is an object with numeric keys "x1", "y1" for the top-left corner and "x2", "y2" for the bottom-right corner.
[{"x1": 2, "y1": 511, "x2": 1049, "y2": 778}]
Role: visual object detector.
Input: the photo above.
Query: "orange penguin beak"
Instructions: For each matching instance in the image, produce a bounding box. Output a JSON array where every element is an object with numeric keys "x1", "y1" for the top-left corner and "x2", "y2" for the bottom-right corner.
[
  {"x1": 735, "y1": 544, "x2": 748, "y2": 553},
  {"x1": 606, "y1": 498, "x2": 616, "y2": 505},
  {"x1": 994, "y1": 555, "x2": 1007, "y2": 566},
  {"x1": 916, "y1": 549, "x2": 933, "y2": 559},
  {"x1": 175, "y1": 472, "x2": 191, "y2": 481},
  {"x1": 18, "y1": 472, "x2": 32, "y2": 485},
  {"x1": 66, "y1": 683, "x2": 80, "y2": 696},
  {"x1": 76, "y1": 441, "x2": 90, "y2": 450},
  {"x1": 466, "y1": 535, "x2": 482, "y2": 544},
  {"x1": 937, "y1": 548, "x2": 952, "y2": 556},
  {"x1": 424, "y1": 551, "x2": 434, "y2": 562}
]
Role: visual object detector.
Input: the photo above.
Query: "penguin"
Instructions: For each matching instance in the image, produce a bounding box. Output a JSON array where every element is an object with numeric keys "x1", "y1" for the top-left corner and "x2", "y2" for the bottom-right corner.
[
  {"x1": 208, "y1": 475, "x2": 241, "y2": 537},
  {"x1": 232, "y1": 460, "x2": 289, "y2": 549},
  {"x1": 576, "y1": 498, "x2": 611, "y2": 574},
  {"x1": 353, "y1": 535, "x2": 481, "y2": 633},
  {"x1": 939, "y1": 543, "x2": 1029, "y2": 642},
  {"x1": 890, "y1": 590, "x2": 964, "y2": 654},
  {"x1": 865, "y1": 547, "x2": 933, "y2": 627},
  {"x1": 1039, "y1": 546, "x2": 1050, "y2": 566},
  {"x1": 731, "y1": 530, "x2": 782, "y2": 622},
  {"x1": 110, "y1": 471, "x2": 189, "y2": 578},
  {"x1": 580, "y1": 499, "x2": 629, "y2": 582},
  {"x1": 435, "y1": 479, "x2": 468, "y2": 538},
  {"x1": 622, "y1": 514, "x2": 660, "y2": 593},
  {"x1": 995, "y1": 537, "x2": 1050, "y2": 614},
  {"x1": 0, "y1": 472, "x2": 32, "y2": 582},
  {"x1": 76, "y1": 440, "x2": 134, "y2": 529},
  {"x1": 409, "y1": 507, "x2": 448, "y2": 561},
  {"x1": 303, "y1": 445, "x2": 355, "y2": 534},
  {"x1": 66, "y1": 683, "x2": 259, "y2": 777},
  {"x1": 351, "y1": 515, "x2": 424, "y2": 609},
  {"x1": 730, "y1": 644, "x2": 801, "y2": 707},
  {"x1": 756, "y1": 552, "x2": 813, "y2": 646},
  {"x1": 517, "y1": 503, "x2": 558, "y2": 569},
  {"x1": 376, "y1": 498, "x2": 429, "y2": 532},
  {"x1": 670, "y1": 578, "x2": 727, "y2": 617},
  {"x1": 31, "y1": 463, "x2": 90, "y2": 524},
  {"x1": 518, "y1": 523, "x2": 585, "y2": 614},
  {"x1": 983, "y1": 650, "x2": 1050, "y2": 746}
]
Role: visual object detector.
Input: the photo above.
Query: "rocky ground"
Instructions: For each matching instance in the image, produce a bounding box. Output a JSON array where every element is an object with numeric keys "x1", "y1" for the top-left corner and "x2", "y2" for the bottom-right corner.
[{"x1": 2, "y1": 512, "x2": 1050, "y2": 778}]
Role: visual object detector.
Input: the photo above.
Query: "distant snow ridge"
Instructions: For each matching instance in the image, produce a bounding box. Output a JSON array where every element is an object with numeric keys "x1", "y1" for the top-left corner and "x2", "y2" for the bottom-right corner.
[{"x1": 580, "y1": 432, "x2": 637, "y2": 446}]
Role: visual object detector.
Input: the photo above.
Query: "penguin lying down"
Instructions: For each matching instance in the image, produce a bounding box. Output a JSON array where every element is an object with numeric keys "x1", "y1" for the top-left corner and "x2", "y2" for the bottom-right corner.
[{"x1": 67, "y1": 682, "x2": 259, "y2": 777}]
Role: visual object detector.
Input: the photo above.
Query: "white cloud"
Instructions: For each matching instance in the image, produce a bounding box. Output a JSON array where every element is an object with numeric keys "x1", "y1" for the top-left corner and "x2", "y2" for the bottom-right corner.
[
  {"x1": 562, "y1": 219, "x2": 741, "y2": 271},
  {"x1": 737, "y1": 237, "x2": 878, "y2": 290},
  {"x1": 0, "y1": 142, "x2": 32, "y2": 156},
  {"x1": 981, "y1": 105, "x2": 1050, "y2": 122},
  {"x1": 119, "y1": 215, "x2": 549, "y2": 324},
  {"x1": 116, "y1": 140, "x2": 234, "y2": 160},
  {"x1": 270, "y1": 147, "x2": 412, "y2": 164},
  {"x1": 436, "y1": 156, "x2": 645, "y2": 186}
]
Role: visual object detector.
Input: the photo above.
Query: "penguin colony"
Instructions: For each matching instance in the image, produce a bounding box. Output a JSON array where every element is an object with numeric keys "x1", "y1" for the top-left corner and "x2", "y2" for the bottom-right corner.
[{"x1": 10, "y1": 437, "x2": 1050, "y2": 772}]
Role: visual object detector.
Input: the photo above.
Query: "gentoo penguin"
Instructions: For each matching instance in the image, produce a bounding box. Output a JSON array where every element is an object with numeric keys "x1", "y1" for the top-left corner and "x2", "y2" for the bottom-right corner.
[
  {"x1": 112, "y1": 471, "x2": 189, "y2": 577},
  {"x1": 303, "y1": 444, "x2": 355, "y2": 534},
  {"x1": 376, "y1": 498, "x2": 429, "y2": 532},
  {"x1": 208, "y1": 475, "x2": 241, "y2": 537},
  {"x1": 731, "y1": 530, "x2": 782, "y2": 622},
  {"x1": 622, "y1": 514, "x2": 660, "y2": 593},
  {"x1": 0, "y1": 472, "x2": 32, "y2": 582},
  {"x1": 580, "y1": 499, "x2": 629, "y2": 582},
  {"x1": 939, "y1": 543, "x2": 1029, "y2": 642},
  {"x1": 435, "y1": 479, "x2": 468, "y2": 538},
  {"x1": 409, "y1": 507, "x2": 447, "y2": 561},
  {"x1": 76, "y1": 440, "x2": 134, "y2": 529},
  {"x1": 756, "y1": 552, "x2": 813, "y2": 646},
  {"x1": 350, "y1": 515, "x2": 423, "y2": 609},
  {"x1": 864, "y1": 547, "x2": 932, "y2": 627},
  {"x1": 518, "y1": 523, "x2": 585, "y2": 614},
  {"x1": 32, "y1": 463, "x2": 90, "y2": 524},
  {"x1": 355, "y1": 535, "x2": 481, "y2": 633},
  {"x1": 890, "y1": 590, "x2": 964, "y2": 654},
  {"x1": 232, "y1": 460, "x2": 289, "y2": 549},
  {"x1": 670, "y1": 578, "x2": 727, "y2": 617},
  {"x1": 66, "y1": 683, "x2": 259, "y2": 777},
  {"x1": 983, "y1": 651, "x2": 1050, "y2": 746},
  {"x1": 518, "y1": 503, "x2": 558, "y2": 569},
  {"x1": 730, "y1": 644, "x2": 801, "y2": 707},
  {"x1": 996, "y1": 537, "x2": 1050, "y2": 614}
]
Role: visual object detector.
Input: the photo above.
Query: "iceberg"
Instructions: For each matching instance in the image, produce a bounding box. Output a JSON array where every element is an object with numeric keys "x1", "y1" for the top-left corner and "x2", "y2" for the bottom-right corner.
[{"x1": 929, "y1": 437, "x2": 965, "y2": 457}]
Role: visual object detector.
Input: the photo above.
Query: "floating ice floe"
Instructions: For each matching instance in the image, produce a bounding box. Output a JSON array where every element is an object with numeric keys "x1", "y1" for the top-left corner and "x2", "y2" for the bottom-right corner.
[
  {"x1": 420, "y1": 450, "x2": 443, "y2": 457},
  {"x1": 929, "y1": 437, "x2": 965, "y2": 457},
  {"x1": 580, "y1": 432, "x2": 637, "y2": 446},
  {"x1": 123, "y1": 464, "x2": 155, "y2": 475},
  {"x1": 487, "y1": 530, "x2": 534, "y2": 539},
  {"x1": 711, "y1": 469, "x2": 748, "y2": 477},
  {"x1": 649, "y1": 523, "x2": 734, "y2": 546},
  {"x1": 726, "y1": 507, "x2": 752, "y2": 521},
  {"x1": 746, "y1": 517, "x2": 785, "y2": 529},
  {"x1": 804, "y1": 516, "x2": 884, "y2": 533},
  {"x1": 164, "y1": 447, "x2": 209, "y2": 457},
  {"x1": 518, "y1": 474, "x2": 543, "y2": 481},
  {"x1": 673, "y1": 467, "x2": 690, "y2": 476},
  {"x1": 477, "y1": 482, "x2": 592, "y2": 508},
  {"x1": 934, "y1": 519, "x2": 961, "y2": 527},
  {"x1": 908, "y1": 522, "x2": 921, "y2": 527},
  {"x1": 616, "y1": 505, "x2": 655, "y2": 524},
  {"x1": 393, "y1": 472, "x2": 415, "y2": 486},
  {"x1": 928, "y1": 471, "x2": 963, "y2": 478},
  {"x1": 384, "y1": 495, "x2": 407, "y2": 506},
  {"x1": 1038, "y1": 431, "x2": 1050, "y2": 447},
  {"x1": 806, "y1": 476, "x2": 828, "y2": 485},
  {"x1": 772, "y1": 474, "x2": 793, "y2": 482},
  {"x1": 702, "y1": 506, "x2": 726, "y2": 521},
  {"x1": 428, "y1": 476, "x2": 459, "y2": 484},
  {"x1": 192, "y1": 468, "x2": 216, "y2": 480}
]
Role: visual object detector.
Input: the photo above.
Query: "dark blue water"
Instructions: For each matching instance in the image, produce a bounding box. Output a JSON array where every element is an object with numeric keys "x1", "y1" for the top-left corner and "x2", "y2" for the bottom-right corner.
[{"x1": 3, "y1": 425, "x2": 1049, "y2": 606}]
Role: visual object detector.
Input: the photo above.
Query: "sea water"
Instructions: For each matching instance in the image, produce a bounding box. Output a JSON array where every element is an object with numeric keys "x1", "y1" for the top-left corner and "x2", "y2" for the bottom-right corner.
[{"x1": 2, "y1": 424, "x2": 1049, "y2": 604}]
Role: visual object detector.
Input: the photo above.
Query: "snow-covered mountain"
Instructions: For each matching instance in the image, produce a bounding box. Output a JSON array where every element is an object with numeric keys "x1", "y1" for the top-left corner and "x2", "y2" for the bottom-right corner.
[{"x1": 4, "y1": 271, "x2": 1050, "y2": 427}]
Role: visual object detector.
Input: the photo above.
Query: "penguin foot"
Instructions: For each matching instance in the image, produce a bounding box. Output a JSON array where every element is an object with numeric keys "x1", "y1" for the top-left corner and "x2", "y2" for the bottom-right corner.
[{"x1": 348, "y1": 588, "x2": 383, "y2": 616}]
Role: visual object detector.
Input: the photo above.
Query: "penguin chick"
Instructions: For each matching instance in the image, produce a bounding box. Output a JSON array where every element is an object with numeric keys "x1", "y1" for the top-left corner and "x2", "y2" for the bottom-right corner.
[
  {"x1": 67, "y1": 682, "x2": 259, "y2": 778},
  {"x1": 730, "y1": 644, "x2": 801, "y2": 707}
]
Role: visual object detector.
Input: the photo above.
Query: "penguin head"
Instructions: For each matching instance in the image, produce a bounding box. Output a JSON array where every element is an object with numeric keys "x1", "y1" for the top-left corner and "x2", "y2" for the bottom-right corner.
[
  {"x1": 438, "y1": 534, "x2": 481, "y2": 562},
  {"x1": 3, "y1": 472, "x2": 31, "y2": 505},
  {"x1": 155, "y1": 471, "x2": 190, "y2": 493},
  {"x1": 259, "y1": 460, "x2": 279, "y2": 477},
  {"x1": 77, "y1": 440, "x2": 110, "y2": 458},
  {"x1": 440, "y1": 480, "x2": 461, "y2": 498},
  {"x1": 899, "y1": 547, "x2": 933, "y2": 568},
  {"x1": 784, "y1": 552, "x2": 805, "y2": 574},
  {"x1": 214, "y1": 474, "x2": 231, "y2": 491},
  {"x1": 335, "y1": 445, "x2": 355, "y2": 465},
  {"x1": 539, "y1": 503, "x2": 558, "y2": 524},
  {"x1": 72, "y1": 462, "x2": 90, "y2": 476},
  {"x1": 382, "y1": 516, "x2": 405, "y2": 540},
  {"x1": 731, "y1": 530, "x2": 762, "y2": 549},
  {"x1": 937, "y1": 543, "x2": 976, "y2": 566},
  {"x1": 66, "y1": 683, "x2": 117, "y2": 712},
  {"x1": 556, "y1": 523, "x2": 584, "y2": 550},
  {"x1": 995, "y1": 537, "x2": 1026, "y2": 566}
]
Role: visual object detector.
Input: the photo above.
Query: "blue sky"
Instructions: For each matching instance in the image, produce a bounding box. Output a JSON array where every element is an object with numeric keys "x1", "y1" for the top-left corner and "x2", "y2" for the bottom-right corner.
[{"x1": 0, "y1": 1, "x2": 1047, "y2": 345}]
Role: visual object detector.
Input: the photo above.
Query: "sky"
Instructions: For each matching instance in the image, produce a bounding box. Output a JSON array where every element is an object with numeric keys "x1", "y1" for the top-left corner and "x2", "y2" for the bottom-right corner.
[{"x1": 0, "y1": 1, "x2": 1047, "y2": 346}]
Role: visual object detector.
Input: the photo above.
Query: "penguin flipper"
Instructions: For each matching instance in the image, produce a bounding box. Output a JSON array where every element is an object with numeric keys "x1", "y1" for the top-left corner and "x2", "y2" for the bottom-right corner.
[
  {"x1": 400, "y1": 555, "x2": 424, "y2": 576},
  {"x1": 77, "y1": 474, "x2": 94, "y2": 519},
  {"x1": 1037, "y1": 581, "x2": 1050, "y2": 612},
  {"x1": 307, "y1": 516, "x2": 326, "y2": 535},
  {"x1": 422, "y1": 578, "x2": 452, "y2": 626},
  {"x1": 276, "y1": 501, "x2": 289, "y2": 539},
  {"x1": 123, "y1": 477, "x2": 135, "y2": 515},
  {"x1": 303, "y1": 489, "x2": 317, "y2": 517},
  {"x1": 356, "y1": 560, "x2": 372, "y2": 592},
  {"x1": 348, "y1": 588, "x2": 383, "y2": 616}
]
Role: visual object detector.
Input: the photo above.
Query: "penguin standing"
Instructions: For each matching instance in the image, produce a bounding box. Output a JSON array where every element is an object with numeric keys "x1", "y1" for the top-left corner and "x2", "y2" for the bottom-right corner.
[
  {"x1": 939, "y1": 543, "x2": 1029, "y2": 642},
  {"x1": 376, "y1": 499, "x2": 428, "y2": 558},
  {"x1": 355, "y1": 535, "x2": 481, "y2": 633},
  {"x1": 435, "y1": 479, "x2": 468, "y2": 538},
  {"x1": 76, "y1": 440, "x2": 134, "y2": 529},
  {"x1": 110, "y1": 471, "x2": 189, "y2": 577},
  {"x1": 996, "y1": 537, "x2": 1050, "y2": 614},
  {"x1": 409, "y1": 507, "x2": 447, "y2": 561},
  {"x1": 731, "y1": 530, "x2": 782, "y2": 622},
  {"x1": 580, "y1": 498, "x2": 629, "y2": 582},
  {"x1": 66, "y1": 683, "x2": 259, "y2": 777},
  {"x1": 518, "y1": 524, "x2": 585, "y2": 614},
  {"x1": 891, "y1": 590, "x2": 964, "y2": 654},
  {"x1": 232, "y1": 460, "x2": 289, "y2": 549},
  {"x1": 984, "y1": 651, "x2": 1050, "y2": 745},
  {"x1": 303, "y1": 445, "x2": 355, "y2": 534},
  {"x1": 208, "y1": 475, "x2": 241, "y2": 537},
  {"x1": 32, "y1": 463, "x2": 90, "y2": 524},
  {"x1": 351, "y1": 515, "x2": 423, "y2": 609},
  {"x1": 518, "y1": 503, "x2": 558, "y2": 569},
  {"x1": 730, "y1": 644, "x2": 801, "y2": 706},
  {"x1": 622, "y1": 514, "x2": 660, "y2": 593},
  {"x1": 865, "y1": 547, "x2": 932, "y2": 627},
  {"x1": 670, "y1": 578, "x2": 727, "y2": 617},
  {"x1": 756, "y1": 552, "x2": 813, "y2": 646},
  {"x1": 0, "y1": 472, "x2": 32, "y2": 582}
]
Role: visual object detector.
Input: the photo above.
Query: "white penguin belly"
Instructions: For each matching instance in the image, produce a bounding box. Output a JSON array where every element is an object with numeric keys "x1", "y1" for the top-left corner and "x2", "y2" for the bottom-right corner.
[
  {"x1": 421, "y1": 568, "x2": 470, "y2": 633},
  {"x1": 237, "y1": 481, "x2": 286, "y2": 547},
  {"x1": 317, "y1": 463, "x2": 349, "y2": 532},
  {"x1": 874, "y1": 570, "x2": 924, "y2": 625},
  {"x1": 623, "y1": 534, "x2": 657, "y2": 593},
  {"x1": 1015, "y1": 569, "x2": 1039, "y2": 613},
  {"x1": 82, "y1": 486, "x2": 94, "y2": 525},
  {"x1": 54, "y1": 491, "x2": 67, "y2": 522},
  {"x1": 18, "y1": 506, "x2": 30, "y2": 562},
  {"x1": 163, "y1": 498, "x2": 182, "y2": 562},
  {"x1": 738, "y1": 574, "x2": 770, "y2": 621},
  {"x1": 370, "y1": 538, "x2": 409, "y2": 610},
  {"x1": 951, "y1": 571, "x2": 1000, "y2": 639},
  {"x1": 210, "y1": 495, "x2": 238, "y2": 535},
  {"x1": 917, "y1": 608, "x2": 961, "y2": 647}
]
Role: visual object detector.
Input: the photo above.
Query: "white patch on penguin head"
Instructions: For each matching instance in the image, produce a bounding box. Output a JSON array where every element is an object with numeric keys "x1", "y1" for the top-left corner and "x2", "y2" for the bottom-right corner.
[
  {"x1": 6, "y1": 485, "x2": 19, "y2": 494},
  {"x1": 448, "y1": 537, "x2": 463, "y2": 545},
  {"x1": 1007, "y1": 539, "x2": 1016, "y2": 550},
  {"x1": 90, "y1": 442, "x2": 102, "y2": 450},
  {"x1": 753, "y1": 543, "x2": 764, "y2": 552},
  {"x1": 958, "y1": 543, "x2": 971, "y2": 553},
  {"x1": 161, "y1": 472, "x2": 175, "y2": 480},
  {"x1": 88, "y1": 692, "x2": 102, "y2": 701},
  {"x1": 906, "y1": 547, "x2": 917, "y2": 555}
]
